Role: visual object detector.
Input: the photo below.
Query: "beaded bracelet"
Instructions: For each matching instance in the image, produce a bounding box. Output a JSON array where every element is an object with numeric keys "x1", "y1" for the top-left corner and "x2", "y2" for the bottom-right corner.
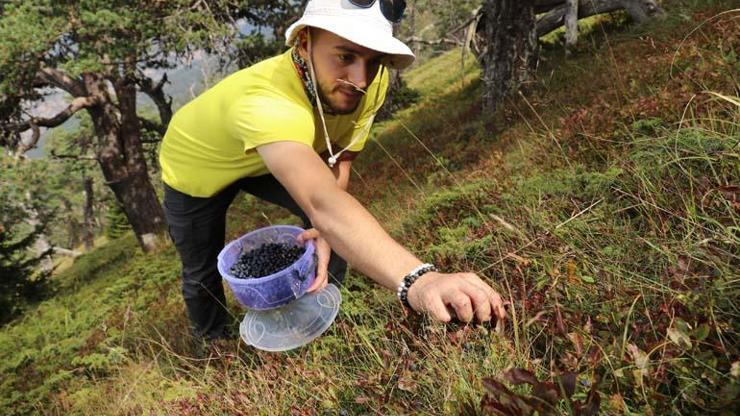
[{"x1": 397, "y1": 263, "x2": 438, "y2": 310}]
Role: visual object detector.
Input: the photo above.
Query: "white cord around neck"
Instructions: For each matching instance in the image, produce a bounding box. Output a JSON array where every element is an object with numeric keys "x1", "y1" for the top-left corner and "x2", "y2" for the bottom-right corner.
[{"x1": 306, "y1": 30, "x2": 336, "y2": 166}]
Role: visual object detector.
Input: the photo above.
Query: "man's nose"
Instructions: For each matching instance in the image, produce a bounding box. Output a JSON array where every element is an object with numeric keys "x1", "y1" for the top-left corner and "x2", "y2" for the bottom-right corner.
[{"x1": 346, "y1": 62, "x2": 369, "y2": 90}]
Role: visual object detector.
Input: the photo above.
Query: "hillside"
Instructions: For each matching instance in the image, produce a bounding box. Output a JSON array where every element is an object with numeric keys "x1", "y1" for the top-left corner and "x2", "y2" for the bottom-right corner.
[{"x1": 1, "y1": 1, "x2": 738, "y2": 414}]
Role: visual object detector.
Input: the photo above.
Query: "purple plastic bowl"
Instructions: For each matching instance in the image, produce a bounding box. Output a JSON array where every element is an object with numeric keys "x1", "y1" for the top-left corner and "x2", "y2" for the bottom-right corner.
[{"x1": 217, "y1": 225, "x2": 316, "y2": 310}]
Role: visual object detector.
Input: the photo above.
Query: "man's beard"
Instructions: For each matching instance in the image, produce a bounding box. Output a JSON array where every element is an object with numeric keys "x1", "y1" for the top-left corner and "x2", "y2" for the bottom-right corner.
[{"x1": 317, "y1": 82, "x2": 360, "y2": 115}]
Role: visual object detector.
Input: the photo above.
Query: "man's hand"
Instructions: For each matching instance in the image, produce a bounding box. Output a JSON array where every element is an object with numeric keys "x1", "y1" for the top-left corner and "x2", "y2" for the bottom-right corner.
[
  {"x1": 297, "y1": 228, "x2": 330, "y2": 292},
  {"x1": 406, "y1": 272, "x2": 507, "y2": 323}
]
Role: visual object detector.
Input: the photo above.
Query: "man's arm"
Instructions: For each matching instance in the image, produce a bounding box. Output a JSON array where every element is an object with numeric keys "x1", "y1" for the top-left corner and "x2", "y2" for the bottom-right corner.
[
  {"x1": 297, "y1": 157, "x2": 352, "y2": 291},
  {"x1": 262, "y1": 142, "x2": 418, "y2": 289},
  {"x1": 258, "y1": 141, "x2": 506, "y2": 323}
]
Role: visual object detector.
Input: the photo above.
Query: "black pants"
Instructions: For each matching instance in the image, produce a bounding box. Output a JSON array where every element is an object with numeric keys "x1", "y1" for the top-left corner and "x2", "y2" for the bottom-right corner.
[{"x1": 163, "y1": 174, "x2": 348, "y2": 340}]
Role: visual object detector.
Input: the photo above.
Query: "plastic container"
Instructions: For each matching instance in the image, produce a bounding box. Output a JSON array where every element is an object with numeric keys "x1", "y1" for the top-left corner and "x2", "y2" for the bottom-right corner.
[
  {"x1": 217, "y1": 225, "x2": 316, "y2": 310},
  {"x1": 239, "y1": 283, "x2": 342, "y2": 352}
]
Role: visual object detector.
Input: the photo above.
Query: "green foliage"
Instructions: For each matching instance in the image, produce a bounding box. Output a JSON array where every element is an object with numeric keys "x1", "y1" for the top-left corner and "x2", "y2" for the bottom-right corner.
[
  {"x1": 0, "y1": 0, "x2": 305, "y2": 248},
  {"x1": 376, "y1": 75, "x2": 422, "y2": 122},
  {"x1": 422, "y1": 0, "x2": 482, "y2": 38},
  {"x1": 0, "y1": 1, "x2": 67, "y2": 98},
  {"x1": 225, "y1": 0, "x2": 306, "y2": 69},
  {"x1": 398, "y1": 0, "x2": 482, "y2": 57},
  {"x1": 402, "y1": 180, "x2": 493, "y2": 231},
  {"x1": 0, "y1": 195, "x2": 51, "y2": 326},
  {"x1": 1, "y1": 133, "x2": 102, "y2": 251},
  {"x1": 0, "y1": 156, "x2": 53, "y2": 325},
  {"x1": 0, "y1": 0, "x2": 249, "y2": 122},
  {"x1": 630, "y1": 116, "x2": 665, "y2": 135},
  {"x1": 428, "y1": 222, "x2": 493, "y2": 261},
  {"x1": 233, "y1": 32, "x2": 284, "y2": 69},
  {"x1": 70, "y1": 346, "x2": 128, "y2": 375},
  {"x1": 104, "y1": 201, "x2": 131, "y2": 240},
  {"x1": 0, "y1": 234, "x2": 182, "y2": 414},
  {"x1": 43, "y1": 117, "x2": 109, "y2": 248}
]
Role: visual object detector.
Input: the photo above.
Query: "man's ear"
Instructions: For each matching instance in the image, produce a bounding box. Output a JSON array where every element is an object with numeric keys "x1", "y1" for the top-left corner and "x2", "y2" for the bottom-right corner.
[{"x1": 296, "y1": 28, "x2": 309, "y2": 56}]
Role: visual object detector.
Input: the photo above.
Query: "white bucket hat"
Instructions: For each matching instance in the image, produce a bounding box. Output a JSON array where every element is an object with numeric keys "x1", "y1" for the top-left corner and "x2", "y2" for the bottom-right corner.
[{"x1": 285, "y1": 0, "x2": 416, "y2": 70}]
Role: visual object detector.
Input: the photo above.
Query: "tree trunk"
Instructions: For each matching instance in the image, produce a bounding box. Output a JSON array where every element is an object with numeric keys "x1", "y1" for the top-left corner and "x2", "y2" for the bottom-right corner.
[
  {"x1": 480, "y1": 0, "x2": 538, "y2": 113},
  {"x1": 83, "y1": 72, "x2": 166, "y2": 253},
  {"x1": 82, "y1": 176, "x2": 95, "y2": 250},
  {"x1": 62, "y1": 198, "x2": 80, "y2": 248},
  {"x1": 408, "y1": 0, "x2": 421, "y2": 58},
  {"x1": 564, "y1": 0, "x2": 579, "y2": 55},
  {"x1": 23, "y1": 191, "x2": 54, "y2": 272}
]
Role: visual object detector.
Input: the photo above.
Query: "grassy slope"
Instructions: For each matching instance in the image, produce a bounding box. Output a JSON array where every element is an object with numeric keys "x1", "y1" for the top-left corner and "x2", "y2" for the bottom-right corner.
[{"x1": 1, "y1": 1, "x2": 738, "y2": 414}]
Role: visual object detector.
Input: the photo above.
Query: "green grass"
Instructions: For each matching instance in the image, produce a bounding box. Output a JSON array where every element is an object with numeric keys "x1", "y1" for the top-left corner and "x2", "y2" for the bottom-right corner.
[{"x1": 1, "y1": 0, "x2": 738, "y2": 414}]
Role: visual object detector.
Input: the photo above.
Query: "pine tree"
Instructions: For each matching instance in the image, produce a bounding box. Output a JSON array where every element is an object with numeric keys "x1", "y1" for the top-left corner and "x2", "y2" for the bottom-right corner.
[
  {"x1": 0, "y1": 194, "x2": 51, "y2": 325},
  {"x1": 104, "y1": 201, "x2": 131, "y2": 240}
]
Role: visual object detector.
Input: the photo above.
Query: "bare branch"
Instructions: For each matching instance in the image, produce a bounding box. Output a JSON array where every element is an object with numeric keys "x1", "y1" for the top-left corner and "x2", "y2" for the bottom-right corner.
[
  {"x1": 2, "y1": 96, "x2": 100, "y2": 155},
  {"x1": 448, "y1": 5, "x2": 484, "y2": 35},
  {"x1": 49, "y1": 149, "x2": 98, "y2": 161},
  {"x1": 405, "y1": 36, "x2": 462, "y2": 47},
  {"x1": 8, "y1": 96, "x2": 100, "y2": 133},
  {"x1": 140, "y1": 138, "x2": 162, "y2": 144},
  {"x1": 14, "y1": 120, "x2": 41, "y2": 156},
  {"x1": 136, "y1": 73, "x2": 173, "y2": 128},
  {"x1": 35, "y1": 66, "x2": 87, "y2": 97},
  {"x1": 138, "y1": 116, "x2": 166, "y2": 137}
]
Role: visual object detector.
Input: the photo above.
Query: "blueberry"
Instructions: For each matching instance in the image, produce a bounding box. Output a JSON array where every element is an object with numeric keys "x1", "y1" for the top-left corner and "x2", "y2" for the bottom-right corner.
[{"x1": 230, "y1": 242, "x2": 305, "y2": 279}]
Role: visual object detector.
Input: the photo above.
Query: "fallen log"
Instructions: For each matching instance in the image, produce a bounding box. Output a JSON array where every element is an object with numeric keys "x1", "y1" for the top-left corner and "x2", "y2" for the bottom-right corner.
[
  {"x1": 536, "y1": 0, "x2": 665, "y2": 37},
  {"x1": 446, "y1": 1, "x2": 665, "y2": 41}
]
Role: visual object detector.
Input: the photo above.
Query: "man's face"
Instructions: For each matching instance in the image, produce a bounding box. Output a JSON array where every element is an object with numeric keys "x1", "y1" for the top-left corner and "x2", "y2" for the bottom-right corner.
[{"x1": 298, "y1": 28, "x2": 385, "y2": 115}]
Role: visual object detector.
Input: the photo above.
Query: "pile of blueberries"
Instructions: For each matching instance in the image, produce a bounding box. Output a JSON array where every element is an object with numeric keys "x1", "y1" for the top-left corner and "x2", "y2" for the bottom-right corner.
[{"x1": 230, "y1": 242, "x2": 305, "y2": 279}]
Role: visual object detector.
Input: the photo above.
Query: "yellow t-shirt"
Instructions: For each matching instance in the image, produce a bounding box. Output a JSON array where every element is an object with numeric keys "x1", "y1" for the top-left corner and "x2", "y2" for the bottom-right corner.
[{"x1": 159, "y1": 48, "x2": 388, "y2": 197}]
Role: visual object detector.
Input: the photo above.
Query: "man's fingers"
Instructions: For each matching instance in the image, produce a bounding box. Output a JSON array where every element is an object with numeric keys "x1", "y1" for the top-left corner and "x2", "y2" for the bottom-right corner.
[
  {"x1": 426, "y1": 295, "x2": 452, "y2": 323},
  {"x1": 308, "y1": 266, "x2": 328, "y2": 292},
  {"x1": 410, "y1": 272, "x2": 507, "y2": 325},
  {"x1": 488, "y1": 289, "x2": 507, "y2": 320},
  {"x1": 307, "y1": 273, "x2": 325, "y2": 292},
  {"x1": 474, "y1": 283, "x2": 506, "y2": 320},
  {"x1": 459, "y1": 284, "x2": 492, "y2": 323},
  {"x1": 308, "y1": 240, "x2": 331, "y2": 292},
  {"x1": 297, "y1": 228, "x2": 320, "y2": 243},
  {"x1": 297, "y1": 228, "x2": 329, "y2": 293},
  {"x1": 465, "y1": 275, "x2": 507, "y2": 321},
  {"x1": 446, "y1": 292, "x2": 474, "y2": 323}
]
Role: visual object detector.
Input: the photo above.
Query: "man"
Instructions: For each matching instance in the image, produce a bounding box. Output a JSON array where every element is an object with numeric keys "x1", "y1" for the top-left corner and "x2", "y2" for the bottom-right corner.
[{"x1": 159, "y1": 0, "x2": 507, "y2": 342}]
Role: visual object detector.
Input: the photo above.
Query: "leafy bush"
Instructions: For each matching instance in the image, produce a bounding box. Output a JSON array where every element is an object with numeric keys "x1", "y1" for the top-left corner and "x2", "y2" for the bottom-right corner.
[{"x1": 376, "y1": 75, "x2": 422, "y2": 122}]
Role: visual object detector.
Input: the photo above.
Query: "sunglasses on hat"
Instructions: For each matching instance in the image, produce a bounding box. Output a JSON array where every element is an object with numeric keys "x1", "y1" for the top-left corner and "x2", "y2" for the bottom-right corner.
[{"x1": 349, "y1": 0, "x2": 406, "y2": 23}]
